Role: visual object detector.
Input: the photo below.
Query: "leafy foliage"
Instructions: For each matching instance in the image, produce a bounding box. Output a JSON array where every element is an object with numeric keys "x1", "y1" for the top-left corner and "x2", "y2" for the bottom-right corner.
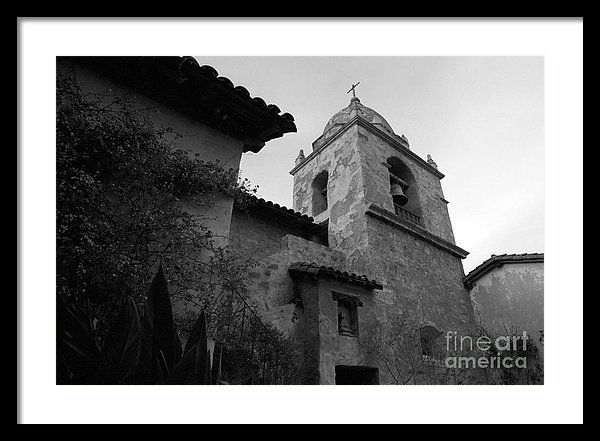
[
  {"x1": 58, "y1": 266, "x2": 219, "y2": 385},
  {"x1": 192, "y1": 279, "x2": 307, "y2": 385},
  {"x1": 361, "y1": 312, "x2": 433, "y2": 385},
  {"x1": 56, "y1": 72, "x2": 301, "y2": 385},
  {"x1": 482, "y1": 326, "x2": 544, "y2": 385},
  {"x1": 361, "y1": 312, "x2": 476, "y2": 385},
  {"x1": 57, "y1": 71, "x2": 254, "y2": 342}
]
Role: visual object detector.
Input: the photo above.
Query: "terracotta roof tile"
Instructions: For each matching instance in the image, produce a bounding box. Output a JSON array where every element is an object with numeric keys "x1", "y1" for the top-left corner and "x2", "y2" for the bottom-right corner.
[
  {"x1": 289, "y1": 262, "x2": 383, "y2": 290},
  {"x1": 464, "y1": 252, "x2": 544, "y2": 285},
  {"x1": 238, "y1": 195, "x2": 316, "y2": 223},
  {"x1": 62, "y1": 56, "x2": 297, "y2": 153}
]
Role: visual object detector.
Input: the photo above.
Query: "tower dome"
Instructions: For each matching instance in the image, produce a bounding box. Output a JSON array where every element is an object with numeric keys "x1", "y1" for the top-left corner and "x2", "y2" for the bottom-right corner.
[{"x1": 322, "y1": 97, "x2": 396, "y2": 139}]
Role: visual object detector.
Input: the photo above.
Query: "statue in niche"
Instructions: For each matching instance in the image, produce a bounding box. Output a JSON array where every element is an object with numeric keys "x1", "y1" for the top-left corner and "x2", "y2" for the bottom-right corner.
[{"x1": 338, "y1": 305, "x2": 353, "y2": 334}]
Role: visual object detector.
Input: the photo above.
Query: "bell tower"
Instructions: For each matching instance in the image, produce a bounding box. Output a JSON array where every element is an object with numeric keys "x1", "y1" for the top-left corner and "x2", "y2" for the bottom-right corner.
[
  {"x1": 291, "y1": 95, "x2": 464, "y2": 261},
  {"x1": 290, "y1": 93, "x2": 474, "y2": 338}
]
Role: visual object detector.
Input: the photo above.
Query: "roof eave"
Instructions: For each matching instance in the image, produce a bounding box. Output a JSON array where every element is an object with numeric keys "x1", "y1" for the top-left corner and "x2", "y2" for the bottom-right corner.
[
  {"x1": 289, "y1": 262, "x2": 383, "y2": 291},
  {"x1": 62, "y1": 56, "x2": 297, "y2": 153},
  {"x1": 464, "y1": 253, "x2": 545, "y2": 285}
]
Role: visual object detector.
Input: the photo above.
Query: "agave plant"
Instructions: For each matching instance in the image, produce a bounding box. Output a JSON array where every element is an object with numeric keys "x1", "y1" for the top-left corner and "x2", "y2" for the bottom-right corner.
[{"x1": 57, "y1": 265, "x2": 222, "y2": 385}]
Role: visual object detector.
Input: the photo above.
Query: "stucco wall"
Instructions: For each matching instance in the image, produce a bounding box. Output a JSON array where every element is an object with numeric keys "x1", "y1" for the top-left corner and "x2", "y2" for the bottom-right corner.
[
  {"x1": 57, "y1": 59, "x2": 245, "y2": 245},
  {"x1": 470, "y1": 262, "x2": 544, "y2": 349},
  {"x1": 314, "y1": 279, "x2": 381, "y2": 385}
]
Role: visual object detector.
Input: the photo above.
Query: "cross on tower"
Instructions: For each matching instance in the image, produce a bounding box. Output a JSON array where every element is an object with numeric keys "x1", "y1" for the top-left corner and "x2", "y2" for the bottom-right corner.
[{"x1": 347, "y1": 82, "x2": 360, "y2": 99}]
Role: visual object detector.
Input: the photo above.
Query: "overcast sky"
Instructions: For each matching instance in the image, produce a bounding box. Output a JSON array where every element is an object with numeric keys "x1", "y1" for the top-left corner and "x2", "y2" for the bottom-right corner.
[{"x1": 195, "y1": 56, "x2": 544, "y2": 272}]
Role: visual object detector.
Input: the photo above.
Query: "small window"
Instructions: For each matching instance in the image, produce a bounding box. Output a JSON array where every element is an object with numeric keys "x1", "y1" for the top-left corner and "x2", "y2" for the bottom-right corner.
[{"x1": 332, "y1": 292, "x2": 362, "y2": 337}]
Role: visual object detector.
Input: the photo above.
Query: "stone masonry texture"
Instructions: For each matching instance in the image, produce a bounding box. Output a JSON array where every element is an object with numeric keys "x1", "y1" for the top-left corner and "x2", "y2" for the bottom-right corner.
[{"x1": 237, "y1": 100, "x2": 485, "y2": 384}]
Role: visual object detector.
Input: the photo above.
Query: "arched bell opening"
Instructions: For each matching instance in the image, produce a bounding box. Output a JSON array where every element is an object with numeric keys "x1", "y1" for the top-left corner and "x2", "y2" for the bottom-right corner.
[
  {"x1": 386, "y1": 157, "x2": 423, "y2": 226},
  {"x1": 312, "y1": 170, "x2": 329, "y2": 217}
]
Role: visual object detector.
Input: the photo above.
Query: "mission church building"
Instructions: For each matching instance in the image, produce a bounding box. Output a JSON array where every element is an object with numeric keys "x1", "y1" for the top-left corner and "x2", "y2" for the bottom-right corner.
[
  {"x1": 59, "y1": 56, "x2": 540, "y2": 385},
  {"x1": 231, "y1": 90, "x2": 479, "y2": 385}
]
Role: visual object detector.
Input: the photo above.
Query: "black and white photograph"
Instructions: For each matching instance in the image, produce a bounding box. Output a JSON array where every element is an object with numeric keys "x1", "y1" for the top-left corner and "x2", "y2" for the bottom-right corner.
[{"x1": 18, "y1": 18, "x2": 583, "y2": 424}]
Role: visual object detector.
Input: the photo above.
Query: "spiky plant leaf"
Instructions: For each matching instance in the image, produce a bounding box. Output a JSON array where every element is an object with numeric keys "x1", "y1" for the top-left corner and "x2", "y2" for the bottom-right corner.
[
  {"x1": 183, "y1": 309, "x2": 208, "y2": 355},
  {"x1": 157, "y1": 350, "x2": 170, "y2": 383},
  {"x1": 173, "y1": 322, "x2": 183, "y2": 364},
  {"x1": 167, "y1": 311, "x2": 209, "y2": 384},
  {"x1": 211, "y1": 342, "x2": 223, "y2": 385},
  {"x1": 141, "y1": 264, "x2": 177, "y2": 382},
  {"x1": 57, "y1": 296, "x2": 103, "y2": 384},
  {"x1": 155, "y1": 357, "x2": 166, "y2": 385},
  {"x1": 205, "y1": 347, "x2": 212, "y2": 385},
  {"x1": 100, "y1": 296, "x2": 142, "y2": 384},
  {"x1": 136, "y1": 311, "x2": 155, "y2": 384}
]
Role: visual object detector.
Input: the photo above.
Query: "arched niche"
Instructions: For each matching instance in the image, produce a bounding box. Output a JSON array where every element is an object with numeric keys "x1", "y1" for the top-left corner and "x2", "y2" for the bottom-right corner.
[
  {"x1": 312, "y1": 170, "x2": 329, "y2": 216},
  {"x1": 419, "y1": 325, "x2": 443, "y2": 357},
  {"x1": 386, "y1": 157, "x2": 422, "y2": 222}
]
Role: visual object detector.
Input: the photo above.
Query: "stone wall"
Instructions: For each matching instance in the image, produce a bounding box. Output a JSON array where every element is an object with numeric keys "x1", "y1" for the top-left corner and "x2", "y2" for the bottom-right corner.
[
  {"x1": 288, "y1": 117, "x2": 482, "y2": 384},
  {"x1": 240, "y1": 235, "x2": 348, "y2": 384},
  {"x1": 364, "y1": 216, "x2": 475, "y2": 335},
  {"x1": 356, "y1": 125, "x2": 456, "y2": 244},
  {"x1": 242, "y1": 235, "x2": 347, "y2": 330},
  {"x1": 314, "y1": 278, "x2": 381, "y2": 385},
  {"x1": 289, "y1": 118, "x2": 473, "y2": 336},
  {"x1": 229, "y1": 207, "x2": 326, "y2": 262},
  {"x1": 292, "y1": 126, "x2": 371, "y2": 269},
  {"x1": 312, "y1": 215, "x2": 479, "y2": 385},
  {"x1": 292, "y1": 122, "x2": 456, "y2": 246},
  {"x1": 239, "y1": 230, "x2": 480, "y2": 385}
]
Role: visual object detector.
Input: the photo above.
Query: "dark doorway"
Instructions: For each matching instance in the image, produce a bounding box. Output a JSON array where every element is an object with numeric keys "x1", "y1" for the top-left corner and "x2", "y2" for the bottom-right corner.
[{"x1": 335, "y1": 366, "x2": 379, "y2": 385}]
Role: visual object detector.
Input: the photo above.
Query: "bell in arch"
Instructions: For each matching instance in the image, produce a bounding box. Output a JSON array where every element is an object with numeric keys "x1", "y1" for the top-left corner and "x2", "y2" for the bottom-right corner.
[{"x1": 391, "y1": 182, "x2": 408, "y2": 206}]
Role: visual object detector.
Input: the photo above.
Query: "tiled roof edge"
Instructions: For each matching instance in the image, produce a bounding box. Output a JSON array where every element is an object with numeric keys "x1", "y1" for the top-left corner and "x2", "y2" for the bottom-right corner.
[
  {"x1": 236, "y1": 195, "x2": 318, "y2": 224},
  {"x1": 61, "y1": 56, "x2": 297, "y2": 153},
  {"x1": 464, "y1": 253, "x2": 544, "y2": 286},
  {"x1": 289, "y1": 262, "x2": 383, "y2": 290}
]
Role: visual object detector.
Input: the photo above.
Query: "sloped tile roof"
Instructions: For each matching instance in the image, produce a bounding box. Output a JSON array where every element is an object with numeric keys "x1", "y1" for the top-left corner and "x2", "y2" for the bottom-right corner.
[
  {"x1": 289, "y1": 262, "x2": 383, "y2": 290},
  {"x1": 189, "y1": 62, "x2": 295, "y2": 124},
  {"x1": 233, "y1": 195, "x2": 328, "y2": 244},
  {"x1": 464, "y1": 253, "x2": 544, "y2": 285},
  {"x1": 62, "y1": 56, "x2": 297, "y2": 153},
  {"x1": 241, "y1": 195, "x2": 314, "y2": 222}
]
